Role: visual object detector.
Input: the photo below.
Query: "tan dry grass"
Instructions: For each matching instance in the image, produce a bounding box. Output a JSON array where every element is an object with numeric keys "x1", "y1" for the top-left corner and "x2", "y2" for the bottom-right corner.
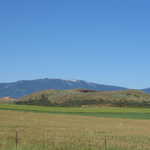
[{"x1": 0, "y1": 110, "x2": 150, "y2": 149}]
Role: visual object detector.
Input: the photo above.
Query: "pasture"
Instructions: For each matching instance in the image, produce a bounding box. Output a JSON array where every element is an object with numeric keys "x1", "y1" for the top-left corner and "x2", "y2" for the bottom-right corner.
[
  {"x1": 1, "y1": 104, "x2": 150, "y2": 119},
  {"x1": 1, "y1": 104, "x2": 150, "y2": 150}
]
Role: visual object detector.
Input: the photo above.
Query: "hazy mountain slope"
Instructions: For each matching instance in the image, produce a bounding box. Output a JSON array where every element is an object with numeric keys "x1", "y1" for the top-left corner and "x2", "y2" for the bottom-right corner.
[
  {"x1": 143, "y1": 88, "x2": 150, "y2": 93},
  {"x1": 0, "y1": 78, "x2": 127, "y2": 98}
]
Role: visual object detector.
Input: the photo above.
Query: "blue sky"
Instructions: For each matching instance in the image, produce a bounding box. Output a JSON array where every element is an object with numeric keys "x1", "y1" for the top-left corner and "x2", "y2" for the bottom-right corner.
[{"x1": 0, "y1": 0, "x2": 150, "y2": 89}]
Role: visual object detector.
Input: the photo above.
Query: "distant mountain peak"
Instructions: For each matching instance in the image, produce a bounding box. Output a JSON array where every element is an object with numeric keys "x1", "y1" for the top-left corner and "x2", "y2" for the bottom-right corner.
[{"x1": 0, "y1": 78, "x2": 128, "y2": 98}]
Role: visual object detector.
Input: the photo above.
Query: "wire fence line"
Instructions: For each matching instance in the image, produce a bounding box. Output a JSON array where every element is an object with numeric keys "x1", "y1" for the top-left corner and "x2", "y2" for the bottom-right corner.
[{"x1": 1, "y1": 129, "x2": 150, "y2": 150}]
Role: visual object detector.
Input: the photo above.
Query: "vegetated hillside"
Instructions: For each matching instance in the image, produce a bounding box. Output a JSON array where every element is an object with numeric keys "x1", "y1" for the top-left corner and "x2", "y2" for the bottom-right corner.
[
  {"x1": 16, "y1": 89, "x2": 150, "y2": 107},
  {"x1": 0, "y1": 78, "x2": 127, "y2": 98}
]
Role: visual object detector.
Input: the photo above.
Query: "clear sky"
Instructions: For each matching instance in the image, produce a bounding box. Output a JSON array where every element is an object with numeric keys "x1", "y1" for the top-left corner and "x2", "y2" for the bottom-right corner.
[{"x1": 0, "y1": 0, "x2": 150, "y2": 89}]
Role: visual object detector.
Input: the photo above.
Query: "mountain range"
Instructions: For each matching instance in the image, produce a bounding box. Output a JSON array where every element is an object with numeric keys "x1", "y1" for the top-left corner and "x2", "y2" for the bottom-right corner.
[{"x1": 0, "y1": 78, "x2": 149, "y2": 98}]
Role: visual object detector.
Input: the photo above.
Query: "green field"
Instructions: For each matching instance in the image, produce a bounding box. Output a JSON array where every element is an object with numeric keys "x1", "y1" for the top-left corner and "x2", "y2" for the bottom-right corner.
[{"x1": 1, "y1": 104, "x2": 150, "y2": 120}]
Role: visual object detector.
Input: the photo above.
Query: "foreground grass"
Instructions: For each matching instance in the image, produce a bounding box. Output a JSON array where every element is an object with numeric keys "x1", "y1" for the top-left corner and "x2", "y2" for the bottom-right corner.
[
  {"x1": 1, "y1": 110, "x2": 150, "y2": 150},
  {"x1": 1, "y1": 104, "x2": 150, "y2": 119}
]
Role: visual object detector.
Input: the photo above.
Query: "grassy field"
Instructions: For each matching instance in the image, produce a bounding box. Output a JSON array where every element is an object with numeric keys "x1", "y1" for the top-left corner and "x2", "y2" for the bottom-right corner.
[
  {"x1": 1, "y1": 104, "x2": 150, "y2": 119},
  {"x1": 1, "y1": 104, "x2": 150, "y2": 150},
  {"x1": 1, "y1": 109, "x2": 150, "y2": 150}
]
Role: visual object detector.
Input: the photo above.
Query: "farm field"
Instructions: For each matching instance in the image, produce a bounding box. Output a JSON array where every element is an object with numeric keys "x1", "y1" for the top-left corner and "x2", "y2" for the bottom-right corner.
[
  {"x1": 1, "y1": 104, "x2": 150, "y2": 119},
  {"x1": 1, "y1": 105, "x2": 150, "y2": 150}
]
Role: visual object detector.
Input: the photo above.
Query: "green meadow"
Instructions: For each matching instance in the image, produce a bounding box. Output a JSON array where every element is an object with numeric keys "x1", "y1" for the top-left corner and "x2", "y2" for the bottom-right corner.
[{"x1": 1, "y1": 104, "x2": 150, "y2": 119}]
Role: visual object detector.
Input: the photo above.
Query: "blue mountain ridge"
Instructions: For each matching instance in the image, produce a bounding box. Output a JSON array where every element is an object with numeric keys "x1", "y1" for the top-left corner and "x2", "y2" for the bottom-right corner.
[{"x1": 0, "y1": 78, "x2": 128, "y2": 98}]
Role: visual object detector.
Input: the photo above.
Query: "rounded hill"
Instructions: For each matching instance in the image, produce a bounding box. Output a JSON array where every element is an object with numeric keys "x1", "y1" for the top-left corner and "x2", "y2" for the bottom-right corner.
[{"x1": 16, "y1": 89, "x2": 150, "y2": 107}]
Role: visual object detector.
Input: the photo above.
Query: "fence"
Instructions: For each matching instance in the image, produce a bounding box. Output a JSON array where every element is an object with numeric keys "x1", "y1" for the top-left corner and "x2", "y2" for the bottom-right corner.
[{"x1": 1, "y1": 129, "x2": 150, "y2": 150}]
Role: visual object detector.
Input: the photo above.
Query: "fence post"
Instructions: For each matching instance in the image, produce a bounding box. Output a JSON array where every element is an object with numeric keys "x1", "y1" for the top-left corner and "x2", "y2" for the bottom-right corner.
[
  {"x1": 16, "y1": 130, "x2": 19, "y2": 149},
  {"x1": 104, "y1": 136, "x2": 107, "y2": 150}
]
